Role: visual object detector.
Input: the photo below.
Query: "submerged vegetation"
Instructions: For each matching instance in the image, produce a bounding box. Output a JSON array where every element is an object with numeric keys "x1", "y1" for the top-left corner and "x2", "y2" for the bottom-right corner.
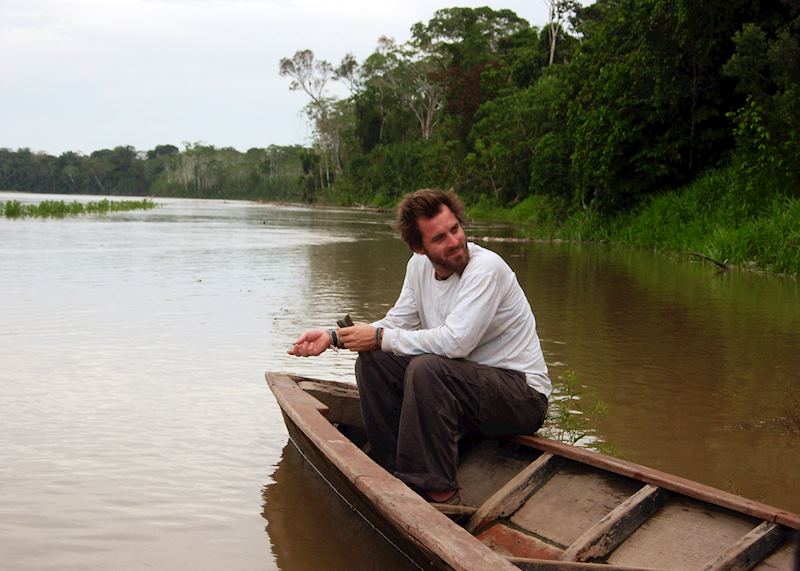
[
  {"x1": 2, "y1": 1, "x2": 798, "y2": 273},
  {"x1": 0, "y1": 198, "x2": 157, "y2": 218}
]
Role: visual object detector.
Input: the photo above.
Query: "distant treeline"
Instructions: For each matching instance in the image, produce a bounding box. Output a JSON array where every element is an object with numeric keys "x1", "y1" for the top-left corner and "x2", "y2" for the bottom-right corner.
[{"x1": 0, "y1": 144, "x2": 310, "y2": 202}]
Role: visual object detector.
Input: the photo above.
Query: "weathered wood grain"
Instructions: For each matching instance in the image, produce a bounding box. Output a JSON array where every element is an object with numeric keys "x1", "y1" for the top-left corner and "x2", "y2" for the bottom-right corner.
[
  {"x1": 514, "y1": 435, "x2": 800, "y2": 531},
  {"x1": 476, "y1": 522, "x2": 563, "y2": 560},
  {"x1": 702, "y1": 521, "x2": 787, "y2": 571},
  {"x1": 465, "y1": 452, "x2": 562, "y2": 533},
  {"x1": 561, "y1": 484, "x2": 670, "y2": 562},
  {"x1": 510, "y1": 462, "x2": 643, "y2": 548},
  {"x1": 606, "y1": 496, "x2": 758, "y2": 569}
]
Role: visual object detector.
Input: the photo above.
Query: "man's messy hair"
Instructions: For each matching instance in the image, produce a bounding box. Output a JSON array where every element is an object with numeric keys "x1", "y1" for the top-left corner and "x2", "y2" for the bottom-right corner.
[{"x1": 395, "y1": 188, "x2": 465, "y2": 251}]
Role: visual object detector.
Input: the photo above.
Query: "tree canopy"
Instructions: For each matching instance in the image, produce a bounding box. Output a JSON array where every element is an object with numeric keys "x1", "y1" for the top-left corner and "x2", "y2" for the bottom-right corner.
[{"x1": 278, "y1": 2, "x2": 799, "y2": 212}]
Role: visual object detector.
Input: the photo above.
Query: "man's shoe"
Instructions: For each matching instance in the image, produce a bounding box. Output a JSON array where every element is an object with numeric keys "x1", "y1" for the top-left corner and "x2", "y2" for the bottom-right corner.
[{"x1": 427, "y1": 490, "x2": 462, "y2": 505}]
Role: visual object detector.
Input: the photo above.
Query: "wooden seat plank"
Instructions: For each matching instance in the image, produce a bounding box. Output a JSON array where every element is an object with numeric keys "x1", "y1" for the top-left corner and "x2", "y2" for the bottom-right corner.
[
  {"x1": 752, "y1": 533, "x2": 798, "y2": 571},
  {"x1": 703, "y1": 521, "x2": 788, "y2": 571},
  {"x1": 432, "y1": 503, "x2": 478, "y2": 525},
  {"x1": 561, "y1": 484, "x2": 670, "y2": 562},
  {"x1": 465, "y1": 452, "x2": 563, "y2": 533},
  {"x1": 607, "y1": 496, "x2": 758, "y2": 569},
  {"x1": 509, "y1": 461, "x2": 642, "y2": 548}
]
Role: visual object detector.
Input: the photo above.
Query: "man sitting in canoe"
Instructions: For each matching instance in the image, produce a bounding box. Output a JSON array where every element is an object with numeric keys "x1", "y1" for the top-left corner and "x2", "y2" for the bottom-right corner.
[{"x1": 288, "y1": 188, "x2": 551, "y2": 504}]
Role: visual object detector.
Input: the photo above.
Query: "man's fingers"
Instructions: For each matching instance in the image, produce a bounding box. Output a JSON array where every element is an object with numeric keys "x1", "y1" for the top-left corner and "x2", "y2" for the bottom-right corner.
[
  {"x1": 288, "y1": 328, "x2": 333, "y2": 357},
  {"x1": 288, "y1": 341, "x2": 310, "y2": 356},
  {"x1": 337, "y1": 324, "x2": 375, "y2": 352}
]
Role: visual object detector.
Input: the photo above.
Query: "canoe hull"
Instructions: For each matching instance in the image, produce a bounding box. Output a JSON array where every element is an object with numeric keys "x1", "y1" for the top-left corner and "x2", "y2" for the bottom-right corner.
[
  {"x1": 267, "y1": 371, "x2": 520, "y2": 571},
  {"x1": 280, "y1": 409, "x2": 453, "y2": 569},
  {"x1": 266, "y1": 371, "x2": 799, "y2": 571}
]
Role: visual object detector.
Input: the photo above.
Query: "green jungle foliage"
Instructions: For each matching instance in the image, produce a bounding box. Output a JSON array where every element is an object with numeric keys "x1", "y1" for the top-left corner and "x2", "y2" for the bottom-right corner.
[
  {"x1": 278, "y1": 2, "x2": 798, "y2": 208},
  {"x1": 4, "y1": 2, "x2": 798, "y2": 272}
]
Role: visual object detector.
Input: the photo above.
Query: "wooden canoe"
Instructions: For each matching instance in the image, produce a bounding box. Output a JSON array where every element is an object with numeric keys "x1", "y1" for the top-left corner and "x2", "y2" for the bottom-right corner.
[{"x1": 265, "y1": 372, "x2": 800, "y2": 570}]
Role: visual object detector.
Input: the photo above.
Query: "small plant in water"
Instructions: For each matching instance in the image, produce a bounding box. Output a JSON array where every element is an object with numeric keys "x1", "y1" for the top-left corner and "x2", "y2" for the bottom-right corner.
[
  {"x1": 1, "y1": 200, "x2": 23, "y2": 217},
  {"x1": 1, "y1": 198, "x2": 157, "y2": 218},
  {"x1": 542, "y1": 369, "x2": 608, "y2": 450}
]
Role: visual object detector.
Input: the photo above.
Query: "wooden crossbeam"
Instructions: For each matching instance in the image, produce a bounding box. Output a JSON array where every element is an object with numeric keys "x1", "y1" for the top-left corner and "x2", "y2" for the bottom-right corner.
[
  {"x1": 513, "y1": 435, "x2": 800, "y2": 530},
  {"x1": 561, "y1": 484, "x2": 670, "y2": 562},
  {"x1": 466, "y1": 452, "x2": 562, "y2": 533},
  {"x1": 701, "y1": 521, "x2": 787, "y2": 571}
]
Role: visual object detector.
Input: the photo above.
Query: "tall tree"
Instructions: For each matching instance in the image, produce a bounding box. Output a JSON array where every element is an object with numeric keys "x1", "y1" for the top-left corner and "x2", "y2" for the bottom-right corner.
[
  {"x1": 361, "y1": 37, "x2": 449, "y2": 142},
  {"x1": 334, "y1": 53, "x2": 362, "y2": 96},
  {"x1": 279, "y1": 49, "x2": 340, "y2": 188},
  {"x1": 411, "y1": 7, "x2": 531, "y2": 139},
  {"x1": 279, "y1": 49, "x2": 333, "y2": 109},
  {"x1": 544, "y1": 0, "x2": 580, "y2": 65},
  {"x1": 411, "y1": 7, "x2": 528, "y2": 67}
]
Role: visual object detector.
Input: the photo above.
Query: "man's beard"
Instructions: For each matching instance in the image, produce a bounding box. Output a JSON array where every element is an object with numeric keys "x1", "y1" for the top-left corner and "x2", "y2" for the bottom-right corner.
[{"x1": 426, "y1": 240, "x2": 470, "y2": 277}]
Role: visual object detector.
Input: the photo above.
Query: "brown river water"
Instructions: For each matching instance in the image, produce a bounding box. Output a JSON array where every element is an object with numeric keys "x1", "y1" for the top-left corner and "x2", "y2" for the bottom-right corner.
[{"x1": 1, "y1": 192, "x2": 797, "y2": 570}]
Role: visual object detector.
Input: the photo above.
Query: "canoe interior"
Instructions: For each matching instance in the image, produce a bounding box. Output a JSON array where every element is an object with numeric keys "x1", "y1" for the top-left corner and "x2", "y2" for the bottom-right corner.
[{"x1": 282, "y1": 375, "x2": 800, "y2": 570}]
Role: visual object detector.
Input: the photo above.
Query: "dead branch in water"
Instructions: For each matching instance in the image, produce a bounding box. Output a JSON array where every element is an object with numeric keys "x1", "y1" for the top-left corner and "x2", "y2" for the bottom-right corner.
[{"x1": 686, "y1": 251, "x2": 730, "y2": 270}]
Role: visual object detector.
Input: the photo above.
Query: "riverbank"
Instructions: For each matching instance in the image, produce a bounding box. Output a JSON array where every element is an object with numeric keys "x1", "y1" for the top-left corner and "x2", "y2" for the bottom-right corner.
[
  {"x1": 4, "y1": 175, "x2": 796, "y2": 277},
  {"x1": 465, "y1": 166, "x2": 800, "y2": 277}
]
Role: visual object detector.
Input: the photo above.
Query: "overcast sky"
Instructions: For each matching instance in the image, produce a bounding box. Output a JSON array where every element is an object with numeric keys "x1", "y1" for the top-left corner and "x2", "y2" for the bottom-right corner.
[{"x1": 2, "y1": 0, "x2": 578, "y2": 156}]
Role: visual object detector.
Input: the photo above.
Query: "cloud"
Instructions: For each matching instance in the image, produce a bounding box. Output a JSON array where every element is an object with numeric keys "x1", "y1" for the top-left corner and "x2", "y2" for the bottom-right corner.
[{"x1": 1, "y1": 0, "x2": 577, "y2": 155}]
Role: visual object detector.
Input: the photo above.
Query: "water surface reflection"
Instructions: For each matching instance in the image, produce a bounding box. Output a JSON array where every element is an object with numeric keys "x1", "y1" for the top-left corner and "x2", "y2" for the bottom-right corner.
[{"x1": 263, "y1": 444, "x2": 413, "y2": 570}]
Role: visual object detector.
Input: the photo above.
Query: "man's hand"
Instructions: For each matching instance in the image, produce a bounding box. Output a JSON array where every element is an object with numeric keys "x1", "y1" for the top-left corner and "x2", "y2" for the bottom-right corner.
[
  {"x1": 338, "y1": 324, "x2": 378, "y2": 352},
  {"x1": 287, "y1": 329, "x2": 331, "y2": 357}
]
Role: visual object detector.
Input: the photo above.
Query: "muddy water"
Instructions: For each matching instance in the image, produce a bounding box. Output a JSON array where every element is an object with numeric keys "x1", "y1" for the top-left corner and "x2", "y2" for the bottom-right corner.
[{"x1": 0, "y1": 192, "x2": 797, "y2": 570}]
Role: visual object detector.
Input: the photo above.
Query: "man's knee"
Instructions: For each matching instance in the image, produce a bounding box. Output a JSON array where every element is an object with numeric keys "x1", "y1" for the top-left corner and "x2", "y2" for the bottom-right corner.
[
  {"x1": 357, "y1": 352, "x2": 413, "y2": 397},
  {"x1": 403, "y1": 354, "x2": 458, "y2": 399},
  {"x1": 357, "y1": 350, "x2": 395, "y2": 378},
  {"x1": 405, "y1": 353, "x2": 447, "y2": 377}
]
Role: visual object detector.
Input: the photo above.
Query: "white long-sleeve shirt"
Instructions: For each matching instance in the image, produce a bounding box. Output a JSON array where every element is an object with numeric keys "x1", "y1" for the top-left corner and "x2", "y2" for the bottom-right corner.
[{"x1": 375, "y1": 243, "x2": 551, "y2": 398}]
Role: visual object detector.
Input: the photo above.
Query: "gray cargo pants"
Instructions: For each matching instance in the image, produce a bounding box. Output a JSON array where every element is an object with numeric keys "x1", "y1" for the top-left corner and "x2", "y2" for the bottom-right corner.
[{"x1": 355, "y1": 351, "x2": 548, "y2": 493}]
